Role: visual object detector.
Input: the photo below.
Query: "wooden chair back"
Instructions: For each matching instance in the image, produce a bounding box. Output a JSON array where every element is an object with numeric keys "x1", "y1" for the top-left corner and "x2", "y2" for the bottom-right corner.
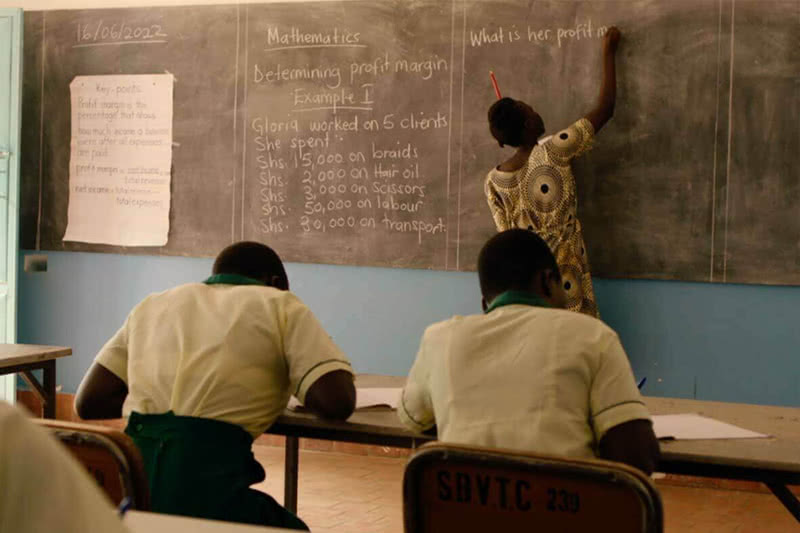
[
  {"x1": 403, "y1": 442, "x2": 662, "y2": 533},
  {"x1": 35, "y1": 419, "x2": 150, "y2": 510}
]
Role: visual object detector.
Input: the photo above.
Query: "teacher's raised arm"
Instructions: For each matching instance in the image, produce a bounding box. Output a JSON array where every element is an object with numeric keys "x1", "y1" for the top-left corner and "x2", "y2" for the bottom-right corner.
[{"x1": 585, "y1": 26, "x2": 621, "y2": 133}]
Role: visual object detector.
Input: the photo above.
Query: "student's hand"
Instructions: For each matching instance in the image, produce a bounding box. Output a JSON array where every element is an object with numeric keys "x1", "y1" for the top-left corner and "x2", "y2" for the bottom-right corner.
[
  {"x1": 603, "y1": 26, "x2": 621, "y2": 55},
  {"x1": 598, "y1": 419, "x2": 660, "y2": 475},
  {"x1": 304, "y1": 370, "x2": 356, "y2": 421}
]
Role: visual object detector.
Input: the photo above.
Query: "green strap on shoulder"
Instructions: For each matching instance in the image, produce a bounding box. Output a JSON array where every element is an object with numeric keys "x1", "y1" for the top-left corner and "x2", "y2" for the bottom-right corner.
[
  {"x1": 203, "y1": 273, "x2": 265, "y2": 286},
  {"x1": 485, "y1": 290, "x2": 551, "y2": 314}
]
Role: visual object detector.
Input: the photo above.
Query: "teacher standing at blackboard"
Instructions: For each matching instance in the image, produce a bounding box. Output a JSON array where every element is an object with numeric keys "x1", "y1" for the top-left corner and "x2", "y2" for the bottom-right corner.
[{"x1": 484, "y1": 27, "x2": 621, "y2": 317}]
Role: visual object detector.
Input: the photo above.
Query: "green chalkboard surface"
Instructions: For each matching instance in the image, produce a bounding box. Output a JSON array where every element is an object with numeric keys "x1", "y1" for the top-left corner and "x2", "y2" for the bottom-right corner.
[{"x1": 20, "y1": 1, "x2": 800, "y2": 285}]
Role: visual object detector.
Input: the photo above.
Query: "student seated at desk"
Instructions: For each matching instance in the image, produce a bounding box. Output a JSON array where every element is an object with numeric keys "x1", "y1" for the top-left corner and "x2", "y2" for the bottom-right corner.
[
  {"x1": 399, "y1": 229, "x2": 659, "y2": 474},
  {"x1": 74, "y1": 241, "x2": 355, "y2": 530},
  {"x1": 0, "y1": 401, "x2": 128, "y2": 533}
]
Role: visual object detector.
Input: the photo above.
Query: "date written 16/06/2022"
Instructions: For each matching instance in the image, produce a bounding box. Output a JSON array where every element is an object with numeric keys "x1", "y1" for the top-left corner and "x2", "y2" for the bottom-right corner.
[{"x1": 76, "y1": 20, "x2": 168, "y2": 44}]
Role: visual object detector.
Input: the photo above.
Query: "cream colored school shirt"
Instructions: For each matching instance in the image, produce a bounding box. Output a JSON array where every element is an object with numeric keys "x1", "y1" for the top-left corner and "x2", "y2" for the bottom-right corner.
[
  {"x1": 95, "y1": 282, "x2": 352, "y2": 439},
  {"x1": 0, "y1": 402, "x2": 129, "y2": 533},
  {"x1": 398, "y1": 297, "x2": 650, "y2": 458}
]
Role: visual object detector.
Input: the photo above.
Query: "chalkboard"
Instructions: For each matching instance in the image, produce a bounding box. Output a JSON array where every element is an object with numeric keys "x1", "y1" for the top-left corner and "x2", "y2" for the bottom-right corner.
[
  {"x1": 20, "y1": 0, "x2": 800, "y2": 285},
  {"x1": 458, "y1": 0, "x2": 728, "y2": 280},
  {"x1": 721, "y1": 0, "x2": 800, "y2": 284},
  {"x1": 22, "y1": 6, "x2": 239, "y2": 257},
  {"x1": 238, "y1": 1, "x2": 453, "y2": 268}
]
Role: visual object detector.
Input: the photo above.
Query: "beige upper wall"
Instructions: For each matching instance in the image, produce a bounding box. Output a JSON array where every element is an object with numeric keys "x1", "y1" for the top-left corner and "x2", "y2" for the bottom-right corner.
[{"x1": 0, "y1": 0, "x2": 341, "y2": 9}]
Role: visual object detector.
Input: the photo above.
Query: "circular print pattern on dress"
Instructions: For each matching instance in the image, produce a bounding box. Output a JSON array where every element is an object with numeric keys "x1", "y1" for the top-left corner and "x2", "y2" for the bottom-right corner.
[
  {"x1": 526, "y1": 165, "x2": 564, "y2": 213},
  {"x1": 490, "y1": 170, "x2": 519, "y2": 190},
  {"x1": 580, "y1": 298, "x2": 598, "y2": 317},
  {"x1": 522, "y1": 209, "x2": 541, "y2": 232},
  {"x1": 560, "y1": 262, "x2": 584, "y2": 310},
  {"x1": 546, "y1": 124, "x2": 585, "y2": 160}
]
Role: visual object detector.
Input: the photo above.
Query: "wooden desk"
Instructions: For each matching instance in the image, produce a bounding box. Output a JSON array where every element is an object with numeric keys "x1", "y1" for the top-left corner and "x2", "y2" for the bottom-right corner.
[
  {"x1": 267, "y1": 375, "x2": 800, "y2": 521},
  {"x1": 647, "y1": 395, "x2": 800, "y2": 521},
  {"x1": 0, "y1": 344, "x2": 71, "y2": 418},
  {"x1": 124, "y1": 510, "x2": 294, "y2": 532}
]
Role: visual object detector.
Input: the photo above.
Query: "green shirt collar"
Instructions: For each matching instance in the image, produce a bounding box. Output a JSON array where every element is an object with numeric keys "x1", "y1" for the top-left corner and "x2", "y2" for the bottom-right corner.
[
  {"x1": 203, "y1": 273, "x2": 266, "y2": 286},
  {"x1": 484, "y1": 290, "x2": 551, "y2": 314}
]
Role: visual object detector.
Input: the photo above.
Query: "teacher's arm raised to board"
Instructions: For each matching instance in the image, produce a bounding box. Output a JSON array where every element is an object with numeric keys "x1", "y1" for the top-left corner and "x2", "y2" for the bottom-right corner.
[{"x1": 584, "y1": 26, "x2": 621, "y2": 133}]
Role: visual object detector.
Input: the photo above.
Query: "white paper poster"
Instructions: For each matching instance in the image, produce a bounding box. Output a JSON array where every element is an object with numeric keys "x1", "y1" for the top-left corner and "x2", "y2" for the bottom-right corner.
[{"x1": 64, "y1": 74, "x2": 173, "y2": 246}]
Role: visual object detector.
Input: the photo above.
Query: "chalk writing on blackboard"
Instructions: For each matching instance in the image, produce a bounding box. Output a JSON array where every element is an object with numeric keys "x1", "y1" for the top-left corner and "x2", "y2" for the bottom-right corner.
[
  {"x1": 245, "y1": 14, "x2": 452, "y2": 253},
  {"x1": 468, "y1": 20, "x2": 608, "y2": 48},
  {"x1": 74, "y1": 19, "x2": 168, "y2": 48}
]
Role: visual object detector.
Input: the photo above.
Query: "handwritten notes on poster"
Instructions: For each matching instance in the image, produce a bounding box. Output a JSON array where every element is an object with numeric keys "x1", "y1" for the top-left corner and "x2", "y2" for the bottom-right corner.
[{"x1": 64, "y1": 74, "x2": 173, "y2": 246}]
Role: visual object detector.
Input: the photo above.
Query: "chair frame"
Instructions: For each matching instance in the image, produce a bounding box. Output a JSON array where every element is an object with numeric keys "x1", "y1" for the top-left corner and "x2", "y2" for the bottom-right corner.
[
  {"x1": 403, "y1": 442, "x2": 663, "y2": 533},
  {"x1": 35, "y1": 419, "x2": 150, "y2": 511}
]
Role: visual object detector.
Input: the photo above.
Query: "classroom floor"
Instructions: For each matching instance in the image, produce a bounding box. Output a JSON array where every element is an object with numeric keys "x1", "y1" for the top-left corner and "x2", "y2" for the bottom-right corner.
[{"x1": 252, "y1": 444, "x2": 800, "y2": 533}]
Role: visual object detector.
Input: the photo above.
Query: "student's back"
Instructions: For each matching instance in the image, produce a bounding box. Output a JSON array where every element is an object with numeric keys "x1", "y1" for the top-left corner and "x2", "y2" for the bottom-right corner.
[
  {"x1": 75, "y1": 242, "x2": 355, "y2": 530},
  {"x1": 110, "y1": 282, "x2": 333, "y2": 439},
  {"x1": 400, "y1": 229, "x2": 659, "y2": 474},
  {"x1": 406, "y1": 303, "x2": 641, "y2": 458}
]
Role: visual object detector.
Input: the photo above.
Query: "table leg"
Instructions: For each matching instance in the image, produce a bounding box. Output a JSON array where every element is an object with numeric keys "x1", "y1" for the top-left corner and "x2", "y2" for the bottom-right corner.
[
  {"x1": 284, "y1": 436, "x2": 300, "y2": 514},
  {"x1": 766, "y1": 483, "x2": 800, "y2": 522},
  {"x1": 43, "y1": 360, "x2": 56, "y2": 419}
]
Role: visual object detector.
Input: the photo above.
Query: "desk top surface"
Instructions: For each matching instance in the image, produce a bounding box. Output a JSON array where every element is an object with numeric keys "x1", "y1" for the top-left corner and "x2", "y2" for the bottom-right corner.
[
  {"x1": 274, "y1": 375, "x2": 800, "y2": 476},
  {"x1": 0, "y1": 344, "x2": 72, "y2": 367}
]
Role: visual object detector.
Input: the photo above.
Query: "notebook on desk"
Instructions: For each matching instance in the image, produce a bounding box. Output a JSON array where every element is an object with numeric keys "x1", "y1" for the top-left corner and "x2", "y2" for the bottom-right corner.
[
  {"x1": 652, "y1": 413, "x2": 770, "y2": 440},
  {"x1": 288, "y1": 387, "x2": 401, "y2": 412}
]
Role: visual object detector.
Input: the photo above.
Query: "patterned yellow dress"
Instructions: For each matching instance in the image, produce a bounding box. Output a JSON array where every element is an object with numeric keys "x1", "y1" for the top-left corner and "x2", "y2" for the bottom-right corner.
[{"x1": 485, "y1": 118, "x2": 598, "y2": 317}]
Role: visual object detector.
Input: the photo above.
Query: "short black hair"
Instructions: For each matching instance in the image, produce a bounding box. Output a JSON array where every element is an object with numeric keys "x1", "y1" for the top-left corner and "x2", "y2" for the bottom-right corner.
[
  {"x1": 213, "y1": 241, "x2": 288, "y2": 288},
  {"x1": 488, "y1": 97, "x2": 525, "y2": 147},
  {"x1": 478, "y1": 229, "x2": 560, "y2": 301}
]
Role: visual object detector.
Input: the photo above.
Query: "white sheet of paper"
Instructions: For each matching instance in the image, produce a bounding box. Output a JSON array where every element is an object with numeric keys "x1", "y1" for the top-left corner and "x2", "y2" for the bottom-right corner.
[
  {"x1": 64, "y1": 74, "x2": 173, "y2": 246},
  {"x1": 652, "y1": 413, "x2": 770, "y2": 440},
  {"x1": 288, "y1": 387, "x2": 402, "y2": 411},
  {"x1": 354, "y1": 387, "x2": 402, "y2": 409}
]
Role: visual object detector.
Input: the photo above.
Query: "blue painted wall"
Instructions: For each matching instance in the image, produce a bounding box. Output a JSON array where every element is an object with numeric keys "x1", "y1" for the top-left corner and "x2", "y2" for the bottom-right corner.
[{"x1": 18, "y1": 250, "x2": 800, "y2": 406}]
